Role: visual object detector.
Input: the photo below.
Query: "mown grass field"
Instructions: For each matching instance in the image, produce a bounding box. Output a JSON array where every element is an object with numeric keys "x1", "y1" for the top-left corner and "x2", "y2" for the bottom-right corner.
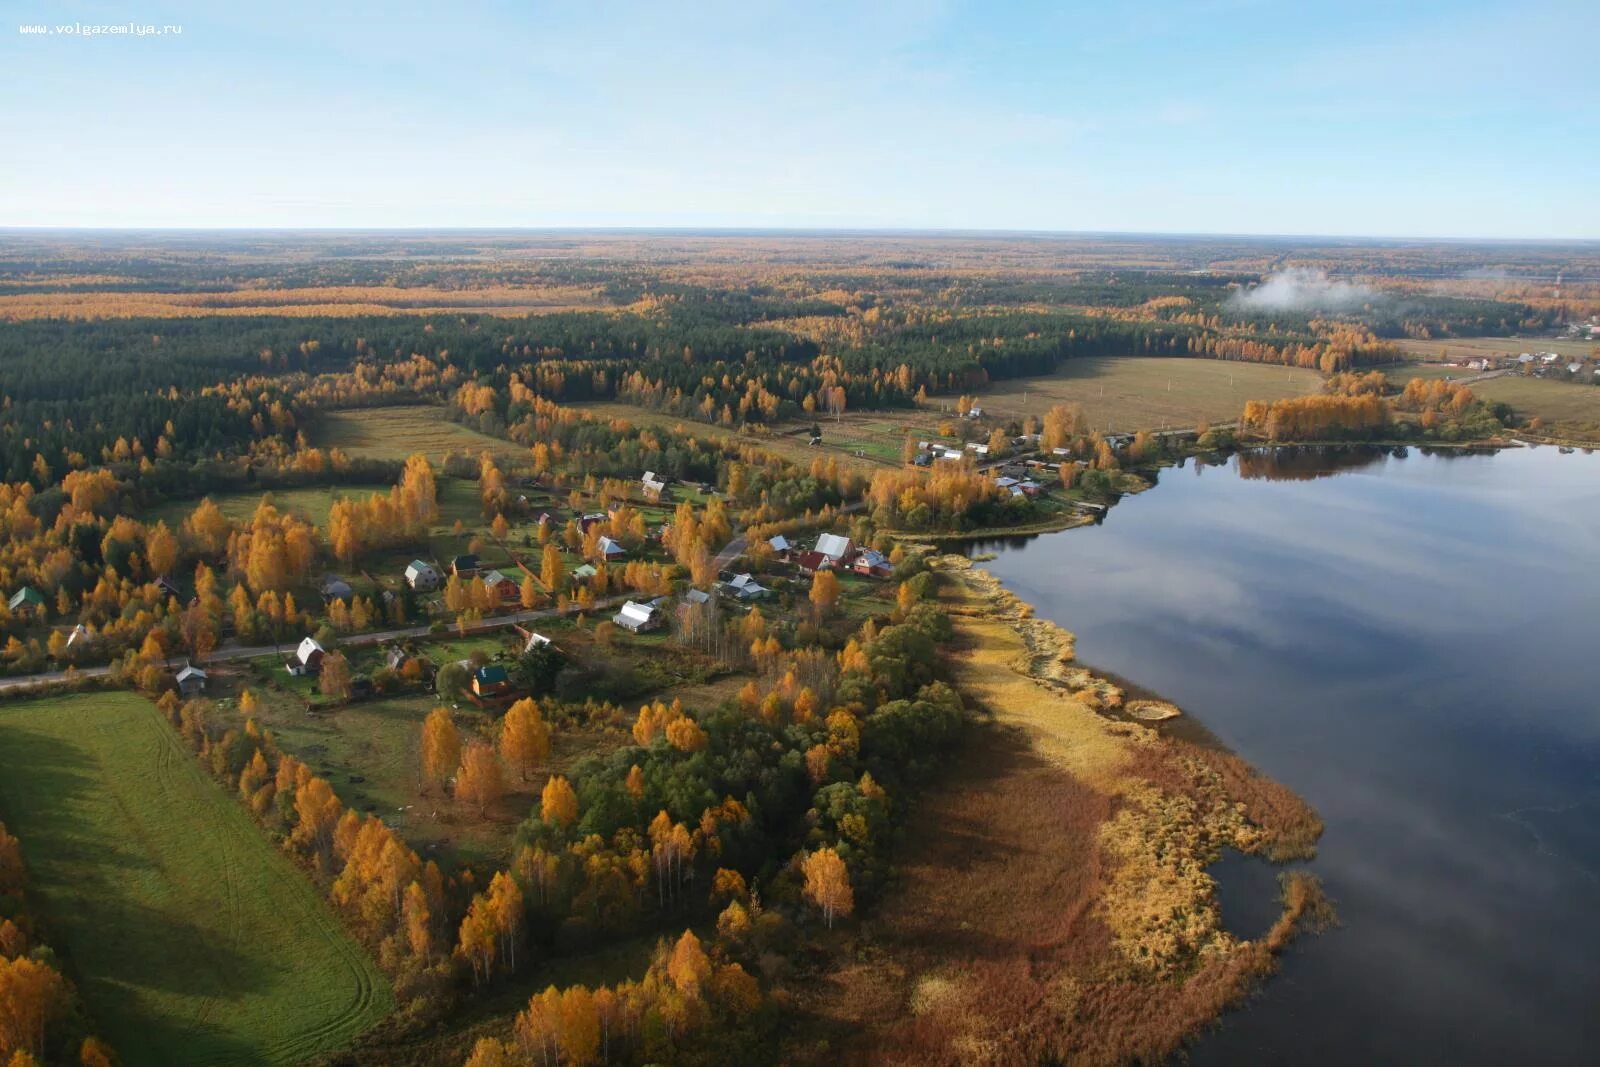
[
  {"x1": 1395, "y1": 336, "x2": 1598, "y2": 362},
  {"x1": 0, "y1": 691, "x2": 391, "y2": 1066},
  {"x1": 977, "y1": 356, "x2": 1323, "y2": 432},
  {"x1": 1472, "y1": 376, "x2": 1600, "y2": 440},
  {"x1": 310, "y1": 405, "x2": 527, "y2": 463}
]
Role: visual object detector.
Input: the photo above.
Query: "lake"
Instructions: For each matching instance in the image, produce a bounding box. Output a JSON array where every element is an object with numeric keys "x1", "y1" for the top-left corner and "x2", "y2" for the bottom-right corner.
[{"x1": 968, "y1": 445, "x2": 1600, "y2": 1065}]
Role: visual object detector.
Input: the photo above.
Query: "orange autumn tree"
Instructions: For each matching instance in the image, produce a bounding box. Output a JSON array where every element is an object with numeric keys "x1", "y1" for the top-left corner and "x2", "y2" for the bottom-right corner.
[
  {"x1": 455, "y1": 742, "x2": 506, "y2": 815},
  {"x1": 420, "y1": 707, "x2": 462, "y2": 794},
  {"x1": 499, "y1": 698, "x2": 551, "y2": 782},
  {"x1": 801, "y1": 847, "x2": 854, "y2": 929},
  {"x1": 540, "y1": 775, "x2": 579, "y2": 829}
]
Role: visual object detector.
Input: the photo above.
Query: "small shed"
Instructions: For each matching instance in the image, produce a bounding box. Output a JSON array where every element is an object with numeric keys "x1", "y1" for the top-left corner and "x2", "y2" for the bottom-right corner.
[{"x1": 176, "y1": 664, "x2": 207, "y2": 697}]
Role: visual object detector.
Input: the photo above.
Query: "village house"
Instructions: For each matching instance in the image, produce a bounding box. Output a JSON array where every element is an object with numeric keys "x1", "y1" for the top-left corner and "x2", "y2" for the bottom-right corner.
[
  {"x1": 852, "y1": 549, "x2": 893, "y2": 578},
  {"x1": 613, "y1": 600, "x2": 662, "y2": 633},
  {"x1": 795, "y1": 550, "x2": 834, "y2": 576},
  {"x1": 482, "y1": 569, "x2": 522, "y2": 604},
  {"x1": 641, "y1": 470, "x2": 669, "y2": 503},
  {"x1": 571, "y1": 563, "x2": 598, "y2": 584},
  {"x1": 288, "y1": 636, "x2": 326, "y2": 677},
  {"x1": 767, "y1": 534, "x2": 792, "y2": 560},
  {"x1": 964, "y1": 406, "x2": 984, "y2": 419},
  {"x1": 155, "y1": 576, "x2": 183, "y2": 601},
  {"x1": 405, "y1": 559, "x2": 441, "y2": 591},
  {"x1": 7, "y1": 587, "x2": 44, "y2": 617},
  {"x1": 965, "y1": 442, "x2": 990, "y2": 457},
  {"x1": 176, "y1": 664, "x2": 207, "y2": 697},
  {"x1": 579, "y1": 513, "x2": 607, "y2": 532},
  {"x1": 815, "y1": 533, "x2": 853, "y2": 563},
  {"x1": 471, "y1": 664, "x2": 512, "y2": 699},
  {"x1": 683, "y1": 588, "x2": 713, "y2": 607},
  {"x1": 723, "y1": 573, "x2": 769, "y2": 601},
  {"x1": 65, "y1": 623, "x2": 91, "y2": 651},
  {"x1": 451, "y1": 554, "x2": 481, "y2": 578},
  {"x1": 597, "y1": 536, "x2": 626, "y2": 562},
  {"x1": 320, "y1": 576, "x2": 354, "y2": 603},
  {"x1": 383, "y1": 645, "x2": 411, "y2": 672},
  {"x1": 516, "y1": 628, "x2": 553, "y2": 652}
]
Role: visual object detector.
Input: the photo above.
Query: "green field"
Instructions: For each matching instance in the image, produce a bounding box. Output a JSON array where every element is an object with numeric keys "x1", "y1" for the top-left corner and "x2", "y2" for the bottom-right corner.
[
  {"x1": 0, "y1": 691, "x2": 391, "y2": 1066},
  {"x1": 976, "y1": 356, "x2": 1323, "y2": 433},
  {"x1": 1396, "y1": 336, "x2": 1599, "y2": 363},
  {"x1": 1472, "y1": 376, "x2": 1600, "y2": 440},
  {"x1": 310, "y1": 405, "x2": 526, "y2": 463}
]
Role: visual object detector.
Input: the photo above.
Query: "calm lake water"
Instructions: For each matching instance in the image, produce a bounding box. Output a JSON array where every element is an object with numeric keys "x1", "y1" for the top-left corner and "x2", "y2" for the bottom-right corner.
[{"x1": 968, "y1": 445, "x2": 1600, "y2": 1066}]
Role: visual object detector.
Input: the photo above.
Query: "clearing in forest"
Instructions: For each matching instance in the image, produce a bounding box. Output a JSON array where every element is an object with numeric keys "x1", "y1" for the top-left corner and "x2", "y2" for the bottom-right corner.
[
  {"x1": 0, "y1": 691, "x2": 391, "y2": 1067},
  {"x1": 311, "y1": 405, "x2": 527, "y2": 463}
]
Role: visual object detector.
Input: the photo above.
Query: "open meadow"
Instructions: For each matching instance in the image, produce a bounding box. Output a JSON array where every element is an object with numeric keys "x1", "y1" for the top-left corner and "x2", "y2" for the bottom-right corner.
[
  {"x1": 1395, "y1": 336, "x2": 1598, "y2": 363},
  {"x1": 1472, "y1": 376, "x2": 1600, "y2": 440},
  {"x1": 0, "y1": 690, "x2": 391, "y2": 1066},
  {"x1": 976, "y1": 356, "x2": 1323, "y2": 433}
]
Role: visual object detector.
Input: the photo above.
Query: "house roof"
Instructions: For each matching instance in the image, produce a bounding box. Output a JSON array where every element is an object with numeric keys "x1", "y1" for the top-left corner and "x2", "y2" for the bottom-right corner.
[
  {"x1": 451, "y1": 554, "x2": 479, "y2": 569},
  {"x1": 617, "y1": 601, "x2": 655, "y2": 624},
  {"x1": 482, "y1": 569, "x2": 511, "y2": 587},
  {"x1": 405, "y1": 559, "x2": 435, "y2": 576},
  {"x1": 8, "y1": 587, "x2": 44, "y2": 610},
  {"x1": 296, "y1": 636, "x2": 325, "y2": 663},
  {"x1": 572, "y1": 564, "x2": 598, "y2": 579},
  {"x1": 598, "y1": 536, "x2": 624, "y2": 555},
  {"x1": 768, "y1": 534, "x2": 791, "y2": 552},
  {"x1": 856, "y1": 549, "x2": 889, "y2": 568},
  {"x1": 523, "y1": 631, "x2": 552, "y2": 650},
  {"x1": 815, "y1": 533, "x2": 852, "y2": 559},
  {"x1": 795, "y1": 550, "x2": 832, "y2": 571},
  {"x1": 684, "y1": 588, "x2": 712, "y2": 605},
  {"x1": 176, "y1": 665, "x2": 206, "y2": 682},
  {"x1": 475, "y1": 665, "x2": 509, "y2": 684},
  {"x1": 321, "y1": 577, "x2": 353, "y2": 597}
]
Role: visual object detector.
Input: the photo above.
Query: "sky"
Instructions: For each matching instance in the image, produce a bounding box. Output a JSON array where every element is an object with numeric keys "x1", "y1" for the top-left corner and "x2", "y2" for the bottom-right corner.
[{"x1": 2, "y1": 0, "x2": 1596, "y2": 238}]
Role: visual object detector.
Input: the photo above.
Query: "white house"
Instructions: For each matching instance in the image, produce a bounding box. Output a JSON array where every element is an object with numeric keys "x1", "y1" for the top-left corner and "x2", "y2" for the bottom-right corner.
[
  {"x1": 288, "y1": 636, "x2": 326, "y2": 676},
  {"x1": 613, "y1": 600, "x2": 661, "y2": 633},
  {"x1": 965, "y1": 442, "x2": 990, "y2": 457},
  {"x1": 641, "y1": 470, "x2": 668, "y2": 501},
  {"x1": 405, "y1": 559, "x2": 441, "y2": 591},
  {"x1": 815, "y1": 533, "x2": 853, "y2": 562}
]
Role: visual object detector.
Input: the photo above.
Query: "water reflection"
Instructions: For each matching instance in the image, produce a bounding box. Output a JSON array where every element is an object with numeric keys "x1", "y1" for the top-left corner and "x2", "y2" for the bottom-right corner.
[{"x1": 971, "y1": 445, "x2": 1600, "y2": 1066}]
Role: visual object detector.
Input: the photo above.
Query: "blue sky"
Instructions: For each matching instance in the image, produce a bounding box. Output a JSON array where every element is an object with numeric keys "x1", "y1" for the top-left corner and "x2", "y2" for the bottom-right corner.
[{"x1": 3, "y1": 0, "x2": 1596, "y2": 237}]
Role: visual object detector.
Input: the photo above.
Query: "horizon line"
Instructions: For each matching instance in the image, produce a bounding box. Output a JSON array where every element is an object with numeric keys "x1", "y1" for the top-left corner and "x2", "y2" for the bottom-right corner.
[{"x1": 1, "y1": 225, "x2": 1597, "y2": 246}]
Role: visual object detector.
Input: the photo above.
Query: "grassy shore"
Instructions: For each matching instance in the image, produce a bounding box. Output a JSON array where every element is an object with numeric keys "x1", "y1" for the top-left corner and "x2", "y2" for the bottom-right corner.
[
  {"x1": 0, "y1": 691, "x2": 391, "y2": 1066},
  {"x1": 790, "y1": 558, "x2": 1329, "y2": 1065}
]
